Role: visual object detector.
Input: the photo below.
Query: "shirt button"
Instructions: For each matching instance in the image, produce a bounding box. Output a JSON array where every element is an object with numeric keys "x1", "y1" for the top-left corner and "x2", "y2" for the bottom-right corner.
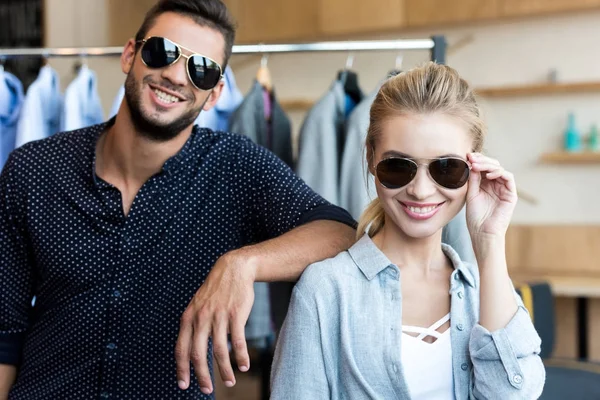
[
  {"x1": 107, "y1": 343, "x2": 117, "y2": 350},
  {"x1": 100, "y1": 392, "x2": 110, "y2": 399},
  {"x1": 456, "y1": 323, "x2": 464, "y2": 331},
  {"x1": 113, "y1": 290, "x2": 121, "y2": 298},
  {"x1": 393, "y1": 364, "x2": 398, "y2": 373},
  {"x1": 513, "y1": 374, "x2": 523, "y2": 384},
  {"x1": 454, "y1": 274, "x2": 460, "y2": 280},
  {"x1": 461, "y1": 363, "x2": 468, "y2": 371},
  {"x1": 457, "y1": 291, "x2": 463, "y2": 299}
]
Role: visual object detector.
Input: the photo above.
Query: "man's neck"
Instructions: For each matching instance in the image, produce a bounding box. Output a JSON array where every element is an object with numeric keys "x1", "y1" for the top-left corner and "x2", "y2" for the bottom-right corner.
[
  {"x1": 97, "y1": 107, "x2": 193, "y2": 188},
  {"x1": 95, "y1": 107, "x2": 193, "y2": 216}
]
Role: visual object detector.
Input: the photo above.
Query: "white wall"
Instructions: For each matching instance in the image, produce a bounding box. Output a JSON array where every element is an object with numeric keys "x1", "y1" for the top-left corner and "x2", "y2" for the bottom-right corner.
[{"x1": 44, "y1": 2, "x2": 600, "y2": 223}]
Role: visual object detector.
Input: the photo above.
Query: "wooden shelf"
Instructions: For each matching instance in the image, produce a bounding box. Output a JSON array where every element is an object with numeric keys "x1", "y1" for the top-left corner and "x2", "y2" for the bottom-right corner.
[
  {"x1": 476, "y1": 81, "x2": 600, "y2": 98},
  {"x1": 511, "y1": 273, "x2": 600, "y2": 298},
  {"x1": 540, "y1": 152, "x2": 600, "y2": 164},
  {"x1": 280, "y1": 99, "x2": 315, "y2": 111},
  {"x1": 280, "y1": 81, "x2": 600, "y2": 111}
]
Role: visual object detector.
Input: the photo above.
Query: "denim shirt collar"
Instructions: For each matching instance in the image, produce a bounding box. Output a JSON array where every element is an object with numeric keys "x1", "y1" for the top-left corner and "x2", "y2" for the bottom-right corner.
[{"x1": 348, "y1": 233, "x2": 476, "y2": 288}]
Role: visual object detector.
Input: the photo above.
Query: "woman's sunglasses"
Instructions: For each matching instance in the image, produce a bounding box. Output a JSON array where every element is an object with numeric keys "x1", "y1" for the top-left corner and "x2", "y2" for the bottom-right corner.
[
  {"x1": 375, "y1": 157, "x2": 471, "y2": 190},
  {"x1": 136, "y1": 36, "x2": 223, "y2": 91}
]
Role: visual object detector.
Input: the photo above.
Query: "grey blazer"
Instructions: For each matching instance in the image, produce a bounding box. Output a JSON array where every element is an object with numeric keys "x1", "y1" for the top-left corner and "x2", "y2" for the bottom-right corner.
[
  {"x1": 296, "y1": 80, "x2": 346, "y2": 205},
  {"x1": 229, "y1": 80, "x2": 293, "y2": 168}
]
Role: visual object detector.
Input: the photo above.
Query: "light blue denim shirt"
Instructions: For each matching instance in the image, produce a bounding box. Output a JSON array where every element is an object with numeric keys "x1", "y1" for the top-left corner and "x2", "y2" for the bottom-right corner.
[{"x1": 271, "y1": 234, "x2": 545, "y2": 399}]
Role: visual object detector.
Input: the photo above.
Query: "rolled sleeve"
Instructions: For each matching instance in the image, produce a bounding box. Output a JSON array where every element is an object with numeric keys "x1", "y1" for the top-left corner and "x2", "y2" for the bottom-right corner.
[
  {"x1": 297, "y1": 204, "x2": 357, "y2": 230},
  {"x1": 470, "y1": 306, "x2": 545, "y2": 399},
  {"x1": 0, "y1": 152, "x2": 34, "y2": 365},
  {"x1": 270, "y1": 287, "x2": 330, "y2": 399}
]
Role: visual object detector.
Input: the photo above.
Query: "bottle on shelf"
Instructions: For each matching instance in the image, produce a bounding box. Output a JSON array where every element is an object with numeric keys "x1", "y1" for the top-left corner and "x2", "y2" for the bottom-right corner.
[{"x1": 564, "y1": 112, "x2": 582, "y2": 152}]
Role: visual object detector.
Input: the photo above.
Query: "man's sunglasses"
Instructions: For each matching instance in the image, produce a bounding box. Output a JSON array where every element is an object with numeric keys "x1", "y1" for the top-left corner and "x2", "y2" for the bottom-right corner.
[
  {"x1": 136, "y1": 36, "x2": 223, "y2": 91},
  {"x1": 375, "y1": 157, "x2": 471, "y2": 190}
]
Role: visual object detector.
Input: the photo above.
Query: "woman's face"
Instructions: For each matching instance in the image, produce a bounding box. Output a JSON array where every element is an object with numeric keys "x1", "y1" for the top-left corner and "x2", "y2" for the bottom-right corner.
[{"x1": 372, "y1": 112, "x2": 473, "y2": 239}]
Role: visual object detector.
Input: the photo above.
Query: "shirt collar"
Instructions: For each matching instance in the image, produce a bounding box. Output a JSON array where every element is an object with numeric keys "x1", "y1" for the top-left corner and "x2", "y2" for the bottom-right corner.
[
  {"x1": 348, "y1": 233, "x2": 476, "y2": 288},
  {"x1": 441, "y1": 242, "x2": 477, "y2": 288},
  {"x1": 348, "y1": 234, "x2": 393, "y2": 280}
]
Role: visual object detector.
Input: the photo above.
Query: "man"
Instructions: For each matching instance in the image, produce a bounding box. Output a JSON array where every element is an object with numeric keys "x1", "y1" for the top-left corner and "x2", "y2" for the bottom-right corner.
[{"x1": 0, "y1": 0, "x2": 356, "y2": 398}]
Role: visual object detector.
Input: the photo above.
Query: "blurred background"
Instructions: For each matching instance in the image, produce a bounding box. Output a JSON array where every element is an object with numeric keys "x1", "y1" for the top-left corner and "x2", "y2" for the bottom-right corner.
[{"x1": 2, "y1": 0, "x2": 600, "y2": 398}]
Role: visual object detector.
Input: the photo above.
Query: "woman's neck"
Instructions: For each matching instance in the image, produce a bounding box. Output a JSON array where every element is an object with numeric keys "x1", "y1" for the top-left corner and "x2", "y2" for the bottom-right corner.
[{"x1": 372, "y1": 220, "x2": 448, "y2": 277}]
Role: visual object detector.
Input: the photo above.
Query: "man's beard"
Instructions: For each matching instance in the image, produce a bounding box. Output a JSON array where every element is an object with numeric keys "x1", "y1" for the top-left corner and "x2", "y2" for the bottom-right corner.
[{"x1": 124, "y1": 72, "x2": 204, "y2": 142}]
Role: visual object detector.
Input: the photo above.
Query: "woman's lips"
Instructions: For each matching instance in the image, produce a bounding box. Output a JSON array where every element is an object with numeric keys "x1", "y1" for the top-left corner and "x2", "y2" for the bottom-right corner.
[{"x1": 399, "y1": 201, "x2": 445, "y2": 220}]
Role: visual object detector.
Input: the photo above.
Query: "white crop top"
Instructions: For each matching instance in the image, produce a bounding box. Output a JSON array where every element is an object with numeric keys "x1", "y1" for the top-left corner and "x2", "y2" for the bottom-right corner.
[{"x1": 401, "y1": 313, "x2": 455, "y2": 399}]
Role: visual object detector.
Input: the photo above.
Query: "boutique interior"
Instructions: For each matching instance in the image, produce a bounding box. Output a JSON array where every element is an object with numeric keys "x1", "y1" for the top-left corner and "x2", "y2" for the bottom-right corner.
[{"x1": 2, "y1": 0, "x2": 600, "y2": 399}]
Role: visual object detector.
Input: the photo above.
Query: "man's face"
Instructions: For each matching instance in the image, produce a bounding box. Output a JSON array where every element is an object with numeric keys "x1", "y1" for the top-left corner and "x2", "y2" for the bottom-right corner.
[{"x1": 122, "y1": 12, "x2": 226, "y2": 142}]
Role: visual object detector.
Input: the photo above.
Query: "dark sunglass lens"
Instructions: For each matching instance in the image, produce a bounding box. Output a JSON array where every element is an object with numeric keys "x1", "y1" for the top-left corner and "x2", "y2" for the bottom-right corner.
[
  {"x1": 429, "y1": 158, "x2": 470, "y2": 189},
  {"x1": 188, "y1": 56, "x2": 221, "y2": 90},
  {"x1": 376, "y1": 158, "x2": 417, "y2": 189},
  {"x1": 141, "y1": 37, "x2": 179, "y2": 68}
]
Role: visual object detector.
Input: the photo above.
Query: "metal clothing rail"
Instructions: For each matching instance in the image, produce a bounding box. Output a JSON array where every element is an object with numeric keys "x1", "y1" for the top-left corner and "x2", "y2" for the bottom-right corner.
[{"x1": 0, "y1": 36, "x2": 447, "y2": 63}]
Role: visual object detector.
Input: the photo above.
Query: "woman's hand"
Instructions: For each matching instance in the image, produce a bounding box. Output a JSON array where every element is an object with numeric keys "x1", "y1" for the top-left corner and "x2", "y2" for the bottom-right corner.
[{"x1": 465, "y1": 153, "x2": 518, "y2": 247}]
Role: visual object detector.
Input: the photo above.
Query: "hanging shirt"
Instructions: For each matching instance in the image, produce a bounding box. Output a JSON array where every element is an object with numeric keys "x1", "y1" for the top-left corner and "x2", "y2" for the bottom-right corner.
[
  {"x1": 296, "y1": 80, "x2": 346, "y2": 205},
  {"x1": 0, "y1": 70, "x2": 24, "y2": 170},
  {"x1": 201, "y1": 65, "x2": 243, "y2": 132},
  {"x1": 109, "y1": 84, "x2": 124, "y2": 118},
  {"x1": 0, "y1": 118, "x2": 356, "y2": 399},
  {"x1": 63, "y1": 65, "x2": 105, "y2": 131},
  {"x1": 108, "y1": 66, "x2": 243, "y2": 132},
  {"x1": 15, "y1": 65, "x2": 63, "y2": 148}
]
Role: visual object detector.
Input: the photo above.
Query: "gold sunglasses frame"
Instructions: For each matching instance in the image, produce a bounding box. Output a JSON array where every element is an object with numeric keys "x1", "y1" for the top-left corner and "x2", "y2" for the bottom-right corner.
[{"x1": 136, "y1": 36, "x2": 224, "y2": 90}]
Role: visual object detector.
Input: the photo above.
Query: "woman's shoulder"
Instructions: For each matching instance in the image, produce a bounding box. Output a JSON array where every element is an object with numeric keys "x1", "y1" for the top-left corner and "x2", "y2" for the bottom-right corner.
[
  {"x1": 295, "y1": 249, "x2": 358, "y2": 296},
  {"x1": 295, "y1": 234, "x2": 392, "y2": 301}
]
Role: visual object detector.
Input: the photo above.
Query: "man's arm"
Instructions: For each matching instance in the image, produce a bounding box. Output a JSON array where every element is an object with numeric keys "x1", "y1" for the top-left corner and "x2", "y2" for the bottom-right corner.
[
  {"x1": 0, "y1": 365, "x2": 17, "y2": 399},
  {"x1": 175, "y1": 138, "x2": 356, "y2": 394},
  {"x1": 0, "y1": 153, "x2": 32, "y2": 398},
  {"x1": 175, "y1": 219, "x2": 355, "y2": 394}
]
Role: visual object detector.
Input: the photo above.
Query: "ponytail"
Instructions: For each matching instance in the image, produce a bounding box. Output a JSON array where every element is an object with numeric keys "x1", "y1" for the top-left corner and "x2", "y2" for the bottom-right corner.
[{"x1": 356, "y1": 198, "x2": 386, "y2": 239}]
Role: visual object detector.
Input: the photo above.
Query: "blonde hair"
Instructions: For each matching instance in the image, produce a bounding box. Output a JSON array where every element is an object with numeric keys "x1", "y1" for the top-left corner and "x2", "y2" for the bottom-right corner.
[{"x1": 357, "y1": 62, "x2": 486, "y2": 239}]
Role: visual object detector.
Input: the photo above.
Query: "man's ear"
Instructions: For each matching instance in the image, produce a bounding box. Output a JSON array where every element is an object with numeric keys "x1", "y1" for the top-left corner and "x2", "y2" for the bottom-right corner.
[
  {"x1": 203, "y1": 80, "x2": 225, "y2": 111},
  {"x1": 121, "y1": 39, "x2": 137, "y2": 75}
]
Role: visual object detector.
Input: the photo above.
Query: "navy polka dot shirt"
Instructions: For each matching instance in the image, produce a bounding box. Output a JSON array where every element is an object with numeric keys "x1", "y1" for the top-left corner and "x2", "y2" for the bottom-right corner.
[{"x1": 0, "y1": 119, "x2": 356, "y2": 399}]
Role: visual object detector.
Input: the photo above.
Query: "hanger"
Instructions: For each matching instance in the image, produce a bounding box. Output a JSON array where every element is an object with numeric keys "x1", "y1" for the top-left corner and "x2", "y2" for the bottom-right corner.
[
  {"x1": 388, "y1": 54, "x2": 403, "y2": 77},
  {"x1": 337, "y1": 52, "x2": 362, "y2": 104},
  {"x1": 73, "y1": 54, "x2": 87, "y2": 74},
  {"x1": 256, "y1": 49, "x2": 272, "y2": 93}
]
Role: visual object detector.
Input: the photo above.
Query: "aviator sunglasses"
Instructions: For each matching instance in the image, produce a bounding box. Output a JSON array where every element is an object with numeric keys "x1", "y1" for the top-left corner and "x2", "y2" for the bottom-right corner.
[
  {"x1": 375, "y1": 157, "x2": 471, "y2": 190},
  {"x1": 136, "y1": 36, "x2": 223, "y2": 91}
]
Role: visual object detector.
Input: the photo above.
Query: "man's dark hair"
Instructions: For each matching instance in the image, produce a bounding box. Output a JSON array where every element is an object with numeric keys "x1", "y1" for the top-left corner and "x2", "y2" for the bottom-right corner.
[{"x1": 135, "y1": 0, "x2": 236, "y2": 69}]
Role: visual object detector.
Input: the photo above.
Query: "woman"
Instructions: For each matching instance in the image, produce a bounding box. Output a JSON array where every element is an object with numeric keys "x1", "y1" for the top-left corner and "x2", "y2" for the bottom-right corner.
[{"x1": 270, "y1": 62, "x2": 545, "y2": 399}]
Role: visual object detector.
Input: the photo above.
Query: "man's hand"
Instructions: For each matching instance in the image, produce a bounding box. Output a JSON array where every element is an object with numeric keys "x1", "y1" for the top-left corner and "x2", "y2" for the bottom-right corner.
[
  {"x1": 0, "y1": 364, "x2": 17, "y2": 399},
  {"x1": 175, "y1": 250, "x2": 256, "y2": 395},
  {"x1": 175, "y1": 220, "x2": 356, "y2": 394}
]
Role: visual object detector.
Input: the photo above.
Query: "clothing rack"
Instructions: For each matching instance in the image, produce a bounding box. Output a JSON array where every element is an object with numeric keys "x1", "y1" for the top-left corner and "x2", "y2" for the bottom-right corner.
[{"x1": 0, "y1": 36, "x2": 447, "y2": 64}]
